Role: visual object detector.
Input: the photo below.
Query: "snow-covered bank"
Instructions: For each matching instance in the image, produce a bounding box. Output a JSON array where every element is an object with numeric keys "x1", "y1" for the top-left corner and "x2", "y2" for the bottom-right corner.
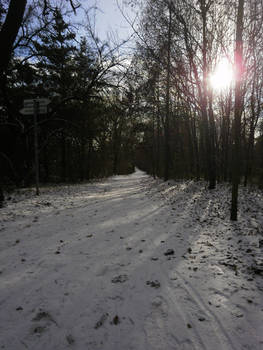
[{"x1": 0, "y1": 170, "x2": 262, "y2": 349}]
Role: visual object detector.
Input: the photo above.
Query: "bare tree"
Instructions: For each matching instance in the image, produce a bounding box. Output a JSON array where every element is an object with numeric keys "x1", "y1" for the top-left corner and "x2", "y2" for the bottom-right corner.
[{"x1": 230, "y1": 0, "x2": 245, "y2": 221}]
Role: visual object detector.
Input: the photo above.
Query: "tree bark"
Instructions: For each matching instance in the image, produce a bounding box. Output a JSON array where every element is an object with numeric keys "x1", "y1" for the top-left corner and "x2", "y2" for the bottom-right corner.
[
  {"x1": 0, "y1": 0, "x2": 27, "y2": 206},
  {"x1": 164, "y1": 2, "x2": 172, "y2": 181},
  {"x1": 230, "y1": 0, "x2": 244, "y2": 221},
  {"x1": 60, "y1": 131, "x2": 67, "y2": 182},
  {"x1": 200, "y1": 0, "x2": 216, "y2": 189},
  {"x1": 0, "y1": 0, "x2": 27, "y2": 75},
  {"x1": 208, "y1": 90, "x2": 216, "y2": 189},
  {"x1": 244, "y1": 77, "x2": 259, "y2": 187}
]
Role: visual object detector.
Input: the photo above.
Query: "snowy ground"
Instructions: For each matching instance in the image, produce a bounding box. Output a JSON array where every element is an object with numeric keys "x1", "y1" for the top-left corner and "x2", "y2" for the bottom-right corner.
[{"x1": 0, "y1": 169, "x2": 263, "y2": 350}]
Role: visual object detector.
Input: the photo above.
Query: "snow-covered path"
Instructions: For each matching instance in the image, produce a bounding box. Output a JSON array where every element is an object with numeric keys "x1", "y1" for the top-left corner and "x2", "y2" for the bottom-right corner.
[{"x1": 0, "y1": 170, "x2": 262, "y2": 350}]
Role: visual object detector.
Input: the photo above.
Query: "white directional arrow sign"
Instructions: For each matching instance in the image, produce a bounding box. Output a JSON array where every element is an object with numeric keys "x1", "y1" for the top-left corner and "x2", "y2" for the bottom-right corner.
[
  {"x1": 36, "y1": 98, "x2": 50, "y2": 106},
  {"x1": 20, "y1": 106, "x2": 48, "y2": 115},
  {"x1": 20, "y1": 107, "x2": 34, "y2": 115},
  {"x1": 24, "y1": 99, "x2": 34, "y2": 107},
  {"x1": 20, "y1": 98, "x2": 50, "y2": 115}
]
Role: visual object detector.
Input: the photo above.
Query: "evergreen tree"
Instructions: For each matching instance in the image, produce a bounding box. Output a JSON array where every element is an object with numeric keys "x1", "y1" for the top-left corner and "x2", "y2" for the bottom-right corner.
[{"x1": 34, "y1": 8, "x2": 76, "y2": 98}]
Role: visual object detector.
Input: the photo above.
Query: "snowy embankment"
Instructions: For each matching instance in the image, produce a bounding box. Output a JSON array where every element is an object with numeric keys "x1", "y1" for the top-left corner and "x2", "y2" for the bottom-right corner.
[{"x1": 0, "y1": 169, "x2": 262, "y2": 350}]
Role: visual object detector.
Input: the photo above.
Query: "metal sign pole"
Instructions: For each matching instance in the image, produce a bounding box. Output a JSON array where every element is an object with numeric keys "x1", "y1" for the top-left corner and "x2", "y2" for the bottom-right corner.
[
  {"x1": 21, "y1": 97, "x2": 50, "y2": 196},
  {"x1": 33, "y1": 99, "x2": 40, "y2": 195}
]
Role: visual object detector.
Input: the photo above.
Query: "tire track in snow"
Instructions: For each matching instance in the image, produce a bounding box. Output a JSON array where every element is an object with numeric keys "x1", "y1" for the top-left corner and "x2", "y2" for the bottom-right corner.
[
  {"x1": 169, "y1": 270, "x2": 239, "y2": 350},
  {"x1": 143, "y1": 294, "x2": 198, "y2": 350}
]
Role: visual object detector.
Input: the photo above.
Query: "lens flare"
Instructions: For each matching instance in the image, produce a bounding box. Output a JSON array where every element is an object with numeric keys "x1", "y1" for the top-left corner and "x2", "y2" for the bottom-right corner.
[{"x1": 209, "y1": 58, "x2": 234, "y2": 91}]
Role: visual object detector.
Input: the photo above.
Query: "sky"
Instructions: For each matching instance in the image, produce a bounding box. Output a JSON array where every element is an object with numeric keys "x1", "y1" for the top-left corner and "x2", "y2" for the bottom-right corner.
[{"x1": 88, "y1": 0, "x2": 136, "y2": 42}]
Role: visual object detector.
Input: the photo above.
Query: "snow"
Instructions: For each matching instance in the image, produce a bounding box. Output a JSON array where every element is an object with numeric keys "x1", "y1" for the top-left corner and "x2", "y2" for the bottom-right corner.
[{"x1": 0, "y1": 169, "x2": 263, "y2": 350}]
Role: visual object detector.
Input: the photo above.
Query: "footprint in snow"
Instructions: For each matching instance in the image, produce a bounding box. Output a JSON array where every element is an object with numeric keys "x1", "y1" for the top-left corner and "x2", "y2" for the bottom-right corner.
[
  {"x1": 164, "y1": 249, "x2": 174, "y2": 256},
  {"x1": 146, "y1": 280, "x2": 161, "y2": 288},
  {"x1": 94, "y1": 313, "x2": 109, "y2": 329},
  {"x1": 198, "y1": 316, "x2": 206, "y2": 322},
  {"x1": 31, "y1": 310, "x2": 57, "y2": 335},
  {"x1": 66, "y1": 334, "x2": 75, "y2": 345},
  {"x1": 111, "y1": 315, "x2": 120, "y2": 325},
  {"x1": 33, "y1": 311, "x2": 57, "y2": 324},
  {"x1": 111, "y1": 275, "x2": 128, "y2": 283}
]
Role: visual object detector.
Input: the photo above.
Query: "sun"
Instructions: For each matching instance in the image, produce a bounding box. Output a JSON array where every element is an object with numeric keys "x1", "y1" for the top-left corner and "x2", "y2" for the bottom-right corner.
[{"x1": 209, "y1": 58, "x2": 234, "y2": 91}]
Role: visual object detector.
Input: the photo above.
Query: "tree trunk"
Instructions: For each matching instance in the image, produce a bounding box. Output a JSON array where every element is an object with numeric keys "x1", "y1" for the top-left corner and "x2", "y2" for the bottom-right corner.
[
  {"x1": 244, "y1": 79, "x2": 257, "y2": 187},
  {"x1": 208, "y1": 91, "x2": 216, "y2": 189},
  {"x1": 200, "y1": 0, "x2": 216, "y2": 189},
  {"x1": 60, "y1": 131, "x2": 67, "y2": 182},
  {"x1": 164, "y1": 2, "x2": 172, "y2": 181},
  {"x1": 230, "y1": 0, "x2": 244, "y2": 221},
  {"x1": 43, "y1": 145, "x2": 50, "y2": 183},
  {"x1": 151, "y1": 114, "x2": 156, "y2": 178},
  {"x1": 112, "y1": 121, "x2": 120, "y2": 175},
  {"x1": 0, "y1": 0, "x2": 27, "y2": 205},
  {"x1": 0, "y1": 0, "x2": 27, "y2": 75},
  {"x1": 156, "y1": 77, "x2": 161, "y2": 177},
  {"x1": 79, "y1": 137, "x2": 86, "y2": 181},
  {"x1": 244, "y1": 125, "x2": 255, "y2": 187},
  {"x1": 192, "y1": 116, "x2": 200, "y2": 180},
  {"x1": 0, "y1": 186, "x2": 4, "y2": 207},
  {"x1": 87, "y1": 138, "x2": 93, "y2": 180}
]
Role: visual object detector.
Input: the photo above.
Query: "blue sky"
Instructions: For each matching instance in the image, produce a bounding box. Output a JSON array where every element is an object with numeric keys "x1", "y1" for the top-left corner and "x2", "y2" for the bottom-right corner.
[{"x1": 89, "y1": 0, "x2": 135, "y2": 41}]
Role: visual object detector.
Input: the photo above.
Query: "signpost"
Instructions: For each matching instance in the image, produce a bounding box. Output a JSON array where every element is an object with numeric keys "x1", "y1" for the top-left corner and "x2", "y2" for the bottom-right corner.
[
  {"x1": 20, "y1": 106, "x2": 47, "y2": 115},
  {"x1": 21, "y1": 98, "x2": 50, "y2": 115},
  {"x1": 20, "y1": 98, "x2": 50, "y2": 196}
]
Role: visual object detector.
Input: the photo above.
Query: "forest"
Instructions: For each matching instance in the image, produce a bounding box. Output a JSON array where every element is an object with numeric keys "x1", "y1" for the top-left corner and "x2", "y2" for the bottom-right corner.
[
  {"x1": 1, "y1": 2, "x2": 263, "y2": 349},
  {"x1": 0, "y1": 0, "x2": 263, "y2": 221}
]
